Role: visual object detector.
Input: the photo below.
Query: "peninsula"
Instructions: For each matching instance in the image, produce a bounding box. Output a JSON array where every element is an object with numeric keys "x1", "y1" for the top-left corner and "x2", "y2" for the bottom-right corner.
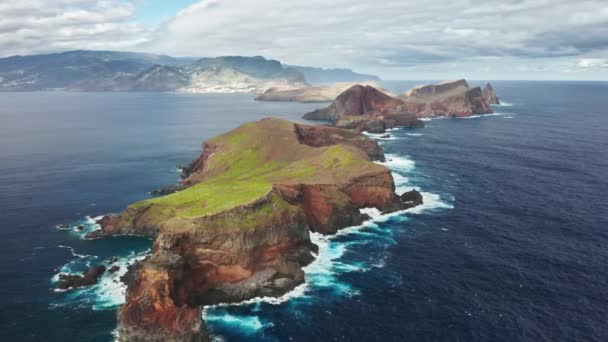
[{"x1": 86, "y1": 118, "x2": 422, "y2": 341}]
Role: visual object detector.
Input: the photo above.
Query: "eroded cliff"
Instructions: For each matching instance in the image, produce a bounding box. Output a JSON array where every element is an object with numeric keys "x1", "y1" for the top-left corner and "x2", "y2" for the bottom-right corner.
[
  {"x1": 303, "y1": 85, "x2": 423, "y2": 133},
  {"x1": 302, "y1": 80, "x2": 500, "y2": 131},
  {"x1": 89, "y1": 118, "x2": 419, "y2": 341},
  {"x1": 400, "y1": 79, "x2": 495, "y2": 117}
]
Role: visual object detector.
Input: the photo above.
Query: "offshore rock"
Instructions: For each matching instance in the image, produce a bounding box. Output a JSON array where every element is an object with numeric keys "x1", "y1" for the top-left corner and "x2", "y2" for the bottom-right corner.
[
  {"x1": 57, "y1": 265, "x2": 107, "y2": 290},
  {"x1": 400, "y1": 189, "x2": 424, "y2": 209},
  {"x1": 483, "y1": 83, "x2": 500, "y2": 105}
]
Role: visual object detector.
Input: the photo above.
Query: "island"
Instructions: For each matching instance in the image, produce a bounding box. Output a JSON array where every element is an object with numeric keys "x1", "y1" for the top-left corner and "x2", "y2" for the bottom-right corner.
[
  {"x1": 0, "y1": 51, "x2": 380, "y2": 93},
  {"x1": 302, "y1": 80, "x2": 500, "y2": 132},
  {"x1": 400, "y1": 79, "x2": 500, "y2": 116},
  {"x1": 86, "y1": 118, "x2": 422, "y2": 341}
]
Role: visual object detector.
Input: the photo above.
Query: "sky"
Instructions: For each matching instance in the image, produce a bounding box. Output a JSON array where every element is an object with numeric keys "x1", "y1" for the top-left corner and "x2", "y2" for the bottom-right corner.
[{"x1": 0, "y1": 0, "x2": 607, "y2": 80}]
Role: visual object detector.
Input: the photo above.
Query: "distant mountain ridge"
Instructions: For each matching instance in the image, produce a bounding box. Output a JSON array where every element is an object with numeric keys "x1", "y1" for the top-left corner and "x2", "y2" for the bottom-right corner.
[
  {"x1": 0, "y1": 50, "x2": 379, "y2": 93},
  {"x1": 286, "y1": 65, "x2": 380, "y2": 84}
]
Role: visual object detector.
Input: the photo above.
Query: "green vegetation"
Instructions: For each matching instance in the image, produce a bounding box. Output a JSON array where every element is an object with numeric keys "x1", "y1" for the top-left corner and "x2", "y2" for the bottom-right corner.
[
  {"x1": 122, "y1": 118, "x2": 385, "y2": 229},
  {"x1": 209, "y1": 192, "x2": 300, "y2": 231}
]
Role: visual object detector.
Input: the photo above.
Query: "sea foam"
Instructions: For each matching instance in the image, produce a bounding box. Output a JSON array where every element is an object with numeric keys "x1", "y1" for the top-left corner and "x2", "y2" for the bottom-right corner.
[
  {"x1": 66, "y1": 128, "x2": 454, "y2": 340},
  {"x1": 51, "y1": 248, "x2": 151, "y2": 310},
  {"x1": 204, "y1": 140, "x2": 454, "y2": 334},
  {"x1": 55, "y1": 215, "x2": 102, "y2": 238}
]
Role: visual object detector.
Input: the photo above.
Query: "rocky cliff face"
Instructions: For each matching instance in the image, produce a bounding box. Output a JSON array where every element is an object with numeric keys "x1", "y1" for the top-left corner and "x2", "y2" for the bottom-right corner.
[
  {"x1": 302, "y1": 80, "x2": 501, "y2": 129},
  {"x1": 90, "y1": 119, "x2": 420, "y2": 341},
  {"x1": 483, "y1": 83, "x2": 500, "y2": 105},
  {"x1": 302, "y1": 85, "x2": 423, "y2": 132},
  {"x1": 401, "y1": 79, "x2": 496, "y2": 117}
]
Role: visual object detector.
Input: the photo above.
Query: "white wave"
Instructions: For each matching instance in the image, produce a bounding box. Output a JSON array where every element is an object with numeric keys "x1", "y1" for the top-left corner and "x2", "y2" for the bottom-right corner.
[
  {"x1": 458, "y1": 113, "x2": 505, "y2": 119},
  {"x1": 90, "y1": 249, "x2": 151, "y2": 310},
  {"x1": 418, "y1": 116, "x2": 449, "y2": 121},
  {"x1": 52, "y1": 247, "x2": 99, "y2": 284},
  {"x1": 392, "y1": 173, "x2": 410, "y2": 187},
  {"x1": 56, "y1": 216, "x2": 104, "y2": 238},
  {"x1": 405, "y1": 133, "x2": 423, "y2": 136},
  {"x1": 376, "y1": 154, "x2": 415, "y2": 172},
  {"x1": 407, "y1": 191, "x2": 454, "y2": 214},
  {"x1": 202, "y1": 150, "x2": 453, "y2": 314},
  {"x1": 66, "y1": 147, "x2": 453, "y2": 339},
  {"x1": 362, "y1": 131, "x2": 398, "y2": 140},
  {"x1": 416, "y1": 111, "x2": 512, "y2": 121},
  {"x1": 52, "y1": 248, "x2": 151, "y2": 309},
  {"x1": 204, "y1": 312, "x2": 273, "y2": 335},
  {"x1": 57, "y1": 245, "x2": 96, "y2": 260},
  {"x1": 494, "y1": 101, "x2": 513, "y2": 107},
  {"x1": 203, "y1": 180, "x2": 454, "y2": 318}
]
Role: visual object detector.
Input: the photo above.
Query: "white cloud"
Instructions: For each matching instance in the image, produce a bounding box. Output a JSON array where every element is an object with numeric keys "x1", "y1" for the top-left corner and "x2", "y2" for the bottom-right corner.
[
  {"x1": 576, "y1": 58, "x2": 608, "y2": 70},
  {"x1": 0, "y1": 0, "x2": 151, "y2": 56},
  {"x1": 143, "y1": 0, "x2": 608, "y2": 78},
  {"x1": 1, "y1": 0, "x2": 607, "y2": 79}
]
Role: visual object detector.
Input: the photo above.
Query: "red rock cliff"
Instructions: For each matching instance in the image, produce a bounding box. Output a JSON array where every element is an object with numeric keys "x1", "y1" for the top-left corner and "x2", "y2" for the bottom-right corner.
[{"x1": 91, "y1": 119, "x2": 419, "y2": 341}]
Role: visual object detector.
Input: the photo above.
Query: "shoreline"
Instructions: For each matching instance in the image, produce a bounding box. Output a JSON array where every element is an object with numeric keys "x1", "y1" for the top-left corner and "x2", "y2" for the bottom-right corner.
[{"x1": 54, "y1": 127, "x2": 456, "y2": 341}]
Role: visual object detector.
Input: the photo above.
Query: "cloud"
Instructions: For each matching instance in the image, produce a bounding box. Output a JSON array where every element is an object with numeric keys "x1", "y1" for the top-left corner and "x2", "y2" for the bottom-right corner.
[
  {"x1": 0, "y1": 0, "x2": 151, "y2": 56},
  {"x1": 576, "y1": 58, "x2": 608, "y2": 70},
  {"x1": 1, "y1": 0, "x2": 607, "y2": 79},
  {"x1": 148, "y1": 0, "x2": 608, "y2": 70}
]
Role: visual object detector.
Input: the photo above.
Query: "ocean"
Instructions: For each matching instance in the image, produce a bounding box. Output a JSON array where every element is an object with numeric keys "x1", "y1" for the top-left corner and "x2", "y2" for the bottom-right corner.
[{"x1": 0, "y1": 82, "x2": 606, "y2": 341}]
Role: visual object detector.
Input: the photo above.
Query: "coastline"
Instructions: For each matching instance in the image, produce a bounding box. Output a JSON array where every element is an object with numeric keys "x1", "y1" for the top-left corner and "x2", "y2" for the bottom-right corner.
[
  {"x1": 50, "y1": 82, "x2": 501, "y2": 340},
  {"x1": 54, "y1": 125, "x2": 456, "y2": 341}
]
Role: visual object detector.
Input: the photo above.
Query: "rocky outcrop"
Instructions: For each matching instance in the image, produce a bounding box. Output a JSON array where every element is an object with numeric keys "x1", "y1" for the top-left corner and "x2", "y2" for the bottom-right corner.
[
  {"x1": 482, "y1": 83, "x2": 500, "y2": 105},
  {"x1": 303, "y1": 85, "x2": 402, "y2": 121},
  {"x1": 400, "y1": 79, "x2": 495, "y2": 117},
  {"x1": 303, "y1": 85, "x2": 423, "y2": 133},
  {"x1": 117, "y1": 252, "x2": 208, "y2": 342},
  {"x1": 400, "y1": 189, "x2": 423, "y2": 209},
  {"x1": 57, "y1": 265, "x2": 107, "y2": 290},
  {"x1": 90, "y1": 118, "x2": 422, "y2": 341}
]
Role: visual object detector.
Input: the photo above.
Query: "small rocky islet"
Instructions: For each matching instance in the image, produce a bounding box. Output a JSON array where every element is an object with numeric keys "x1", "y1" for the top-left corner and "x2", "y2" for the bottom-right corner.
[{"x1": 57, "y1": 80, "x2": 498, "y2": 341}]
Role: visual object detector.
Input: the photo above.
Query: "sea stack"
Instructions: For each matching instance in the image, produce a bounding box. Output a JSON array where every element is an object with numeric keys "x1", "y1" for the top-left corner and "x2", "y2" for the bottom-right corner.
[
  {"x1": 482, "y1": 83, "x2": 500, "y2": 104},
  {"x1": 303, "y1": 85, "x2": 423, "y2": 132}
]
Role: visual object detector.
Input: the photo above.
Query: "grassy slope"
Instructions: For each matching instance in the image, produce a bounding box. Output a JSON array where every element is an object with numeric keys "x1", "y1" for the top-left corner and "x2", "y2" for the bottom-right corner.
[{"x1": 128, "y1": 119, "x2": 383, "y2": 222}]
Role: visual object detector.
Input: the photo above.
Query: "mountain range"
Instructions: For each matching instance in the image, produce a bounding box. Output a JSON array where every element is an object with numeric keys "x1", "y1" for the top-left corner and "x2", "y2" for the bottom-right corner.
[{"x1": 0, "y1": 50, "x2": 379, "y2": 93}]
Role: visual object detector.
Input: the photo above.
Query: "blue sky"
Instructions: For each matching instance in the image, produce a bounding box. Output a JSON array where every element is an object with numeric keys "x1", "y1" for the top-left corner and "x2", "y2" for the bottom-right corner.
[{"x1": 133, "y1": 0, "x2": 199, "y2": 24}]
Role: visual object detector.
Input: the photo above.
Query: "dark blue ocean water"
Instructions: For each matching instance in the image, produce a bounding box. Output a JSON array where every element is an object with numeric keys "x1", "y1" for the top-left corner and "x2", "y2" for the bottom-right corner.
[{"x1": 1, "y1": 82, "x2": 607, "y2": 341}]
